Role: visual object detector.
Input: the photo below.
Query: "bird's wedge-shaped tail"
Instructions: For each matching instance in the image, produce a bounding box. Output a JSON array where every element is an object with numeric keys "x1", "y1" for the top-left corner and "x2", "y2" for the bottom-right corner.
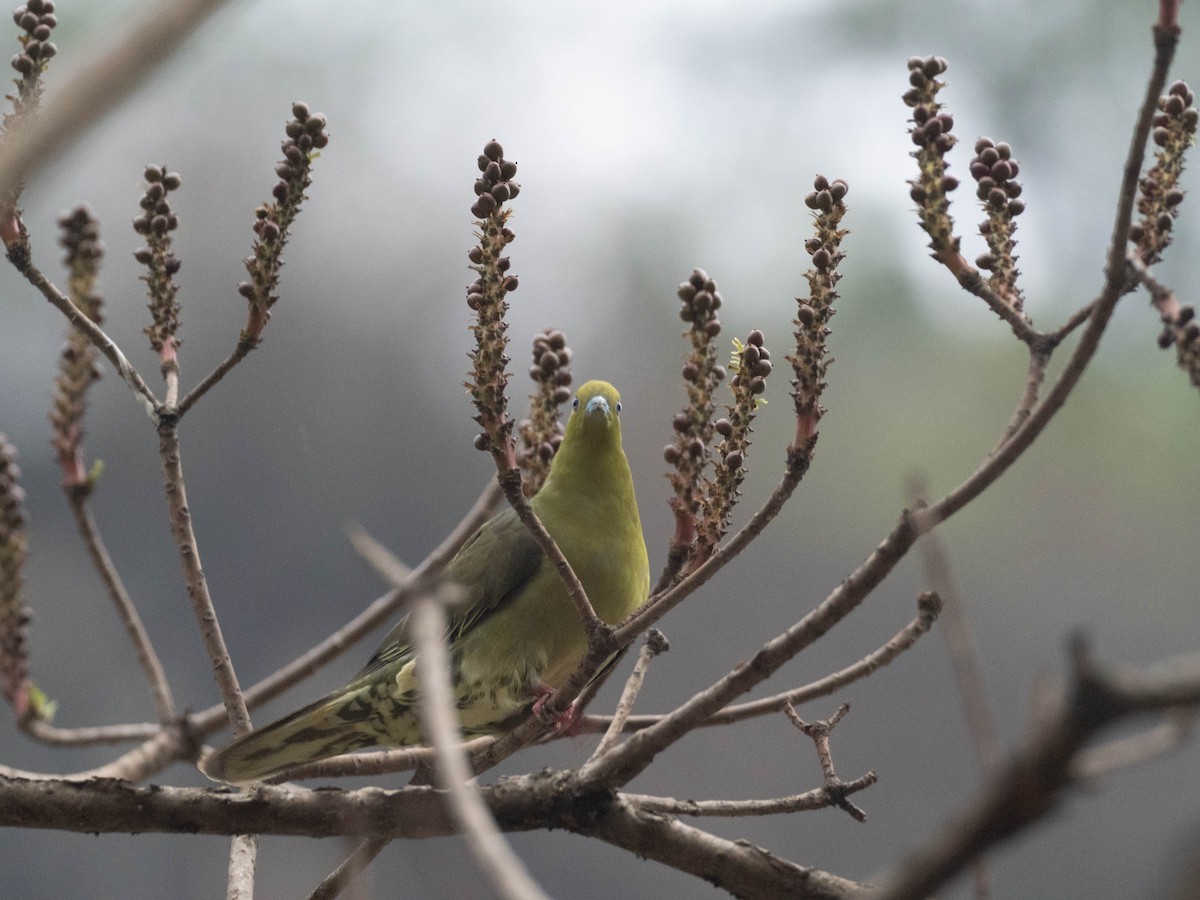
[{"x1": 200, "y1": 680, "x2": 418, "y2": 783}]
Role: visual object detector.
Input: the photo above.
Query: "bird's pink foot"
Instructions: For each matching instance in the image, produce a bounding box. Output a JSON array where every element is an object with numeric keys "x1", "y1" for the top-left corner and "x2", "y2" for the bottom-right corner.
[{"x1": 531, "y1": 683, "x2": 582, "y2": 736}]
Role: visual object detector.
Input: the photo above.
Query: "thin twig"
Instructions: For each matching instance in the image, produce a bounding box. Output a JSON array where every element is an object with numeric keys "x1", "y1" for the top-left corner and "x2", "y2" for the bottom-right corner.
[
  {"x1": 308, "y1": 836, "x2": 389, "y2": 900},
  {"x1": 875, "y1": 634, "x2": 1200, "y2": 900},
  {"x1": 159, "y1": 419, "x2": 259, "y2": 898},
  {"x1": 68, "y1": 496, "x2": 175, "y2": 722},
  {"x1": 412, "y1": 584, "x2": 552, "y2": 900},
  {"x1": 3, "y1": 720, "x2": 197, "y2": 782},
  {"x1": 586, "y1": 629, "x2": 668, "y2": 763},
  {"x1": 226, "y1": 834, "x2": 257, "y2": 900},
  {"x1": 177, "y1": 335, "x2": 256, "y2": 418},
  {"x1": 346, "y1": 523, "x2": 412, "y2": 586},
  {"x1": 1072, "y1": 708, "x2": 1193, "y2": 779},
  {"x1": 579, "y1": 794, "x2": 866, "y2": 899},
  {"x1": 624, "y1": 774, "x2": 878, "y2": 818},
  {"x1": 909, "y1": 481, "x2": 1000, "y2": 777},
  {"x1": 11, "y1": 259, "x2": 160, "y2": 420},
  {"x1": 990, "y1": 348, "x2": 1050, "y2": 454},
  {"x1": 1049, "y1": 299, "x2": 1098, "y2": 344},
  {"x1": 20, "y1": 718, "x2": 161, "y2": 745},
  {"x1": 784, "y1": 702, "x2": 870, "y2": 822},
  {"x1": 159, "y1": 424, "x2": 250, "y2": 735},
  {"x1": 571, "y1": 645, "x2": 629, "y2": 717},
  {"x1": 907, "y1": 510, "x2": 998, "y2": 900},
  {"x1": 579, "y1": 591, "x2": 942, "y2": 733},
  {"x1": 192, "y1": 479, "x2": 501, "y2": 734},
  {"x1": 952, "y1": 265, "x2": 1043, "y2": 347},
  {"x1": 575, "y1": 503, "x2": 921, "y2": 790}
]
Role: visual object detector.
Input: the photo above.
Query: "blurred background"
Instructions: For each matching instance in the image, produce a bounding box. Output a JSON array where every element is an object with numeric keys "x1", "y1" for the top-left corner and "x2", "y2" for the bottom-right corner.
[{"x1": 2, "y1": 0, "x2": 1199, "y2": 897}]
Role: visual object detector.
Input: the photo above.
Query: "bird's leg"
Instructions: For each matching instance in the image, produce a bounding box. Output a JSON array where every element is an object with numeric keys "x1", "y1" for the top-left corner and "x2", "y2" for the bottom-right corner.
[{"x1": 531, "y1": 683, "x2": 582, "y2": 736}]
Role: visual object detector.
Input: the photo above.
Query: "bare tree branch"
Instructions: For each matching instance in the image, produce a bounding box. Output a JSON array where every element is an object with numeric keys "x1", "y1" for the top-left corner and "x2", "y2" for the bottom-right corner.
[
  {"x1": 908, "y1": 485, "x2": 1000, "y2": 777},
  {"x1": 226, "y1": 834, "x2": 257, "y2": 900},
  {"x1": 412, "y1": 585, "x2": 552, "y2": 900},
  {"x1": 20, "y1": 719, "x2": 160, "y2": 746},
  {"x1": 346, "y1": 523, "x2": 412, "y2": 586},
  {"x1": 158, "y1": 424, "x2": 250, "y2": 735},
  {"x1": 308, "y1": 837, "x2": 389, "y2": 900},
  {"x1": 625, "y1": 775, "x2": 877, "y2": 818},
  {"x1": 784, "y1": 703, "x2": 871, "y2": 823},
  {"x1": 68, "y1": 496, "x2": 175, "y2": 723},
  {"x1": 580, "y1": 794, "x2": 866, "y2": 900},
  {"x1": 874, "y1": 637, "x2": 1200, "y2": 900},
  {"x1": 9, "y1": 258, "x2": 160, "y2": 419},
  {"x1": 586, "y1": 629, "x2": 668, "y2": 763},
  {"x1": 1072, "y1": 708, "x2": 1193, "y2": 779},
  {"x1": 582, "y1": 592, "x2": 941, "y2": 733}
]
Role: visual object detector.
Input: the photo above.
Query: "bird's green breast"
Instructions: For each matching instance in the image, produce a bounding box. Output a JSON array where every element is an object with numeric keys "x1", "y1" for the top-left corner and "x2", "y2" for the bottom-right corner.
[{"x1": 451, "y1": 448, "x2": 649, "y2": 716}]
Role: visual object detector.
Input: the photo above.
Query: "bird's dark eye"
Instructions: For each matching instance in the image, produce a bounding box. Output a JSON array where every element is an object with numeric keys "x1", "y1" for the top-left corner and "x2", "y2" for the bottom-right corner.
[
  {"x1": 616, "y1": 402, "x2": 622, "y2": 413},
  {"x1": 572, "y1": 397, "x2": 579, "y2": 410}
]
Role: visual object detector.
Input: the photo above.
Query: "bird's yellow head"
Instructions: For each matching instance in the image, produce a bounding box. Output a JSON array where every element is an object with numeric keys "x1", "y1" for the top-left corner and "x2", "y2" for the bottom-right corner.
[
  {"x1": 537, "y1": 380, "x2": 633, "y2": 505},
  {"x1": 566, "y1": 380, "x2": 623, "y2": 440}
]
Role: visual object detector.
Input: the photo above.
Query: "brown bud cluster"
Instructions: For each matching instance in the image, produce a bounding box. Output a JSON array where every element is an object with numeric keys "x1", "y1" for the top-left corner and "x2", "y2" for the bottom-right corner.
[
  {"x1": 0, "y1": 434, "x2": 31, "y2": 715},
  {"x1": 696, "y1": 330, "x2": 773, "y2": 554},
  {"x1": 467, "y1": 140, "x2": 521, "y2": 464},
  {"x1": 132, "y1": 166, "x2": 183, "y2": 357},
  {"x1": 1, "y1": 0, "x2": 59, "y2": 251},
  {"x1": 517, "y1": 329, "x2": 573, "y2": 494},
  {"x1": 9, "y1": 0, "x2": 56, "y2": 80},
  {"x1": 904, "y1": 55, "x2": 960, "y2": 261},
  {"x1": 1153, "y1": 295, "x2": 1200, "y2": 389},
  {"x1": 1132, "y1": 80, "x2": 1198, "y2": 266},
  {"x1": 970, "y1": 137, "x2": 1025, "y2": 310},
  {"x1": 471, "y1": 139, "x2": 520, "y2": 220},
  {"x1": 238, "y1": 103, "x2": 328, "y2": 325},
  {"x1": 51, "y1": 206, "x2": 104, "y2": 488},
  {"x1": 676, "y1": 267, "x2": 724, "y2": 339},
  {"x1": 58, "y1": 205, "x2": 102, "y2": 266},
  {"x1": 789, "y1": 174, "x2": 847, "y2": 446},
  {"x1": 664, "y1": 268, "x2": 730, "y2": 551}
]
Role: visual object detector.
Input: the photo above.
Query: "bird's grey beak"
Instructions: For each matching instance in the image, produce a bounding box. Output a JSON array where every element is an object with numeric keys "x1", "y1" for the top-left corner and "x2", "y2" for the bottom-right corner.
[{"x1": 584, "y1": 395, "x2": 610, "y2": 417}]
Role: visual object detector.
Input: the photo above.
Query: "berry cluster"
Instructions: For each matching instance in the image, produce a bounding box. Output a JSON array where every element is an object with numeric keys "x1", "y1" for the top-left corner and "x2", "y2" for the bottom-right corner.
[
  {"x1": 51, "y1": 206, "x2": 104, "y2": 487},
  {"x1": 662, "y1": 266, "x2": 724, "y2": 564},
  {"x1": 904, "y1": 55, "x2": 959, "y2": 261},
  {"x1": 1132, "y1": 80, "x2": 1198, "y2": 265},
  {"x1": 471, "y1": 139, "x2": 521, "y2": 220},
  {"x1": 517, "y1": 329, "x2": 573, "y2": 494},
  {"x1": 9, "y1": 0, "x2": 55, "y2": 79},
  {"x1": 238, "y1": 103, "x2": 328, "y2": 327},
  {"x1": 1, "y1": 0, "x2": 59, "y2": 252},
  {"x1": 467, "y1": 141, "x2": 520, "y2": 463},
  {"x1": 133, "y1": 166, "x2": 182, "y2": 357},
  {"x1": 970, "y1": 137, "x2": 1025, "y2": 309},
  {"x1": 665, "y1": 268, "x2": 727, "y2": 539},
  {"x1": 0, "y1": 434, "x2": 30, "y2": 716},
  {"x1": 696, "y1": 331, "x2": 773, "y2": 553},
  {"x1": 790, "y1": 175, "x2": 847, "y2": 446}
]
